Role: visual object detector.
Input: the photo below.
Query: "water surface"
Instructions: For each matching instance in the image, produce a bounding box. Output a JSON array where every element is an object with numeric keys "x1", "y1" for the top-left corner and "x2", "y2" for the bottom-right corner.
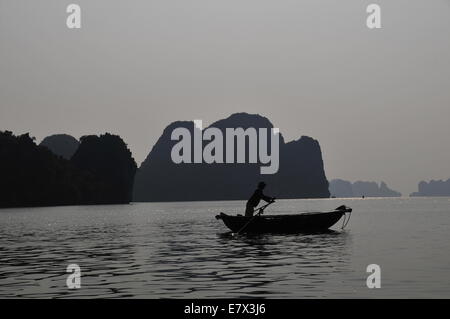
[{"x1": 1, "y1": 198, "x2": 449, "y2": 298}]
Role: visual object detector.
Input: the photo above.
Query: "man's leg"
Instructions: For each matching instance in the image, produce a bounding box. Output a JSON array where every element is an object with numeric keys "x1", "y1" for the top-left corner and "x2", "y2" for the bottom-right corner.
[{"x1": 245, "y1": 204, "x2": 254, "y2": 217}]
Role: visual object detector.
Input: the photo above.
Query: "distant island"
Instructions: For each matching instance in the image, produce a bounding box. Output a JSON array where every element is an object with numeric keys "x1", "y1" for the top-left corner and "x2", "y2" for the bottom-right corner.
[
  {"x1": 329, "y1": 179, "x2": 401, "y2": 198},
  {"x1": 40, "y1": 134, "x2": 80, "y2": 160},
  {"x1": 410, "y1": 179, "x2": 450, "y2": 197},
  {"x1": 0, "y1": 131, "x2": 136, "y2": 208},
  {"x1": 133, "y1": 113, "x2": 330, "y2": 202}
]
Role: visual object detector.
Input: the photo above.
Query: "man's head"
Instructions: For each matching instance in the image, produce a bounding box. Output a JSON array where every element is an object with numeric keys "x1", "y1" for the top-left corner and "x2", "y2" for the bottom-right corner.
[{"x1": 258, "y1": 181, "x2": 266, "y2": 189}]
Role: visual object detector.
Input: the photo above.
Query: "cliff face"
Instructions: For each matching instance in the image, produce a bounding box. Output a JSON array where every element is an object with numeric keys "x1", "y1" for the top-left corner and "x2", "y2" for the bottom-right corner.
[
  {"x1": 329, "y1": 179, "x2": 401, "y2": 198},
  {"x1": 71, "y1": 133, "x2": 138, "y2": 204},
  {"x1": 410, "y1": 179, "x2": 450, "y2": 197},
  {"x1": 1, "y1": 131, "x2": 83, "y2": 208},
  {"x1": 133, "y1": 113, "x2": 330, "y2": 202},
  {"x1": 40, "y1": 134, "x2": 80, "y2": 160},
  {"x1": 0, "y1": 131, "x2": 137, "y2": 208}
]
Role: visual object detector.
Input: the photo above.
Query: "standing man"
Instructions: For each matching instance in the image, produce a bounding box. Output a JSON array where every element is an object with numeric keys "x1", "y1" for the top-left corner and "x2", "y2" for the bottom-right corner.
[{"x1": 245, "y1": 182, "x2": 275, "y2": 217}]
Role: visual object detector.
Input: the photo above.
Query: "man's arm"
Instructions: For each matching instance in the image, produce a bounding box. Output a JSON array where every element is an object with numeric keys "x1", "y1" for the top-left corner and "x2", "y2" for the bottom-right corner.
[{"x1": 261, "y1": 193, "x2": 275, "y2": 202}]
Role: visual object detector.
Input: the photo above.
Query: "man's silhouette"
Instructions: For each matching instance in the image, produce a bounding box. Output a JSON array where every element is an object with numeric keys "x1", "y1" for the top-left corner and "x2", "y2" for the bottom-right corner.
[{"x1": 245, "y1": 182, "x2": 275, "y2": 217}]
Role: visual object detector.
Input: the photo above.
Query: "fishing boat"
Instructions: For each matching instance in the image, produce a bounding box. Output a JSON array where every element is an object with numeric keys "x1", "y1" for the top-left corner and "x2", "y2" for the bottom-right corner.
[{"x1": 215, "y1": 205, "x2": 352, "y2": 234}]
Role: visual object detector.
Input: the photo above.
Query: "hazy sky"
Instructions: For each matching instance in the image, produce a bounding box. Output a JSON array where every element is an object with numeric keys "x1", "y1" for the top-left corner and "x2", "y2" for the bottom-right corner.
[{"x1": 1, "y1": 0, "x2": 449, "y2": 195}]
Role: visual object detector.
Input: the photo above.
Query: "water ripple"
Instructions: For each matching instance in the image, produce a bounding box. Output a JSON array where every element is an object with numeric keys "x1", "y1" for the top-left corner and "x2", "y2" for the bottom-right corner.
[{"x1": 1, "y1": 198, "x2": 450, "y2": 298}]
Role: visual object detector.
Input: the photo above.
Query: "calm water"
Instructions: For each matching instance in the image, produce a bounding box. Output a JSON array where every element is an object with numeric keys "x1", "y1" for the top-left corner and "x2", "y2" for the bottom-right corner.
[{"x1": 0, "y1": 198, "x2": 449, "y2": 298}]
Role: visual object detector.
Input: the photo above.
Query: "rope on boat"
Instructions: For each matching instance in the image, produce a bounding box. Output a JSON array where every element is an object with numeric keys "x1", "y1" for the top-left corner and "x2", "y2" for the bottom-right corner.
[
  {"x1": 233, "y1": 201, "x2": 275, "y2": 236},
  {"x1": 341, "y1": 210, "x2": 352, "y2": 229}
]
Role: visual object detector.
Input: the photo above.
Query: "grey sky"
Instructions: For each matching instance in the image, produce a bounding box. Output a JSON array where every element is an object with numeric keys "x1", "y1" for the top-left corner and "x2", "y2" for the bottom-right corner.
[{"x1": 1, "y1": 0, "x2": 449, "y2": 196}]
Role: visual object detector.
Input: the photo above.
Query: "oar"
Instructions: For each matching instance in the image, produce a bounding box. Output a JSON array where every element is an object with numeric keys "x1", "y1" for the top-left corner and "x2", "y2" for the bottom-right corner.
[{"x1": 232, "y1": 200, "x2": 275, "y2": 236}]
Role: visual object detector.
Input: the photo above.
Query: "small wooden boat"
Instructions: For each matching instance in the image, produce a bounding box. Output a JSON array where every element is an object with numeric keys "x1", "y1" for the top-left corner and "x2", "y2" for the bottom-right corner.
[{"x1": 215, "y1": 205, "x2": 352, "y2": 234}]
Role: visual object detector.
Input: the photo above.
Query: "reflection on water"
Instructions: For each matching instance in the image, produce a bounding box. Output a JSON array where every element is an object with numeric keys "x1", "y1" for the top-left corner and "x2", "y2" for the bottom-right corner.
[
  {"x1": 153, "y1": 226, "x2": 351, "y2": 298},
  {"x1": 1, "y1": 198, "x2": 450, "y2": 298},
  {"x1": 211, "y1": 231, "x2": 351, "y2": 298}
]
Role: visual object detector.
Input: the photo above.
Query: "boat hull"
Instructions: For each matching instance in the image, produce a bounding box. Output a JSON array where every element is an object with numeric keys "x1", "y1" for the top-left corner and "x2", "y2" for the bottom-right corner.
[{"x1": 215, "y1": 208, "x2": 351, "y2": 234}]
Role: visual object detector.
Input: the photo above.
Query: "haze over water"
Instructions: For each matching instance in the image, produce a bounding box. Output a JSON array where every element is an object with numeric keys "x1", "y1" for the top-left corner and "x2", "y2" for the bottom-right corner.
[
  {"x1": 2, "y1": 1, "x2": 450, "y2": 196},
  {"x1": 1, "y1": 197, "x2": 449, "y2": 298}
]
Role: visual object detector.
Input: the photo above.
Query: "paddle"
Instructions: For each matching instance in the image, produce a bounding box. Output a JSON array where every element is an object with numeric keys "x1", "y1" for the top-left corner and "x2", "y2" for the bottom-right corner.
[{"x1": 232, "y1": 200, "x2": 275, "y2": 236}]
